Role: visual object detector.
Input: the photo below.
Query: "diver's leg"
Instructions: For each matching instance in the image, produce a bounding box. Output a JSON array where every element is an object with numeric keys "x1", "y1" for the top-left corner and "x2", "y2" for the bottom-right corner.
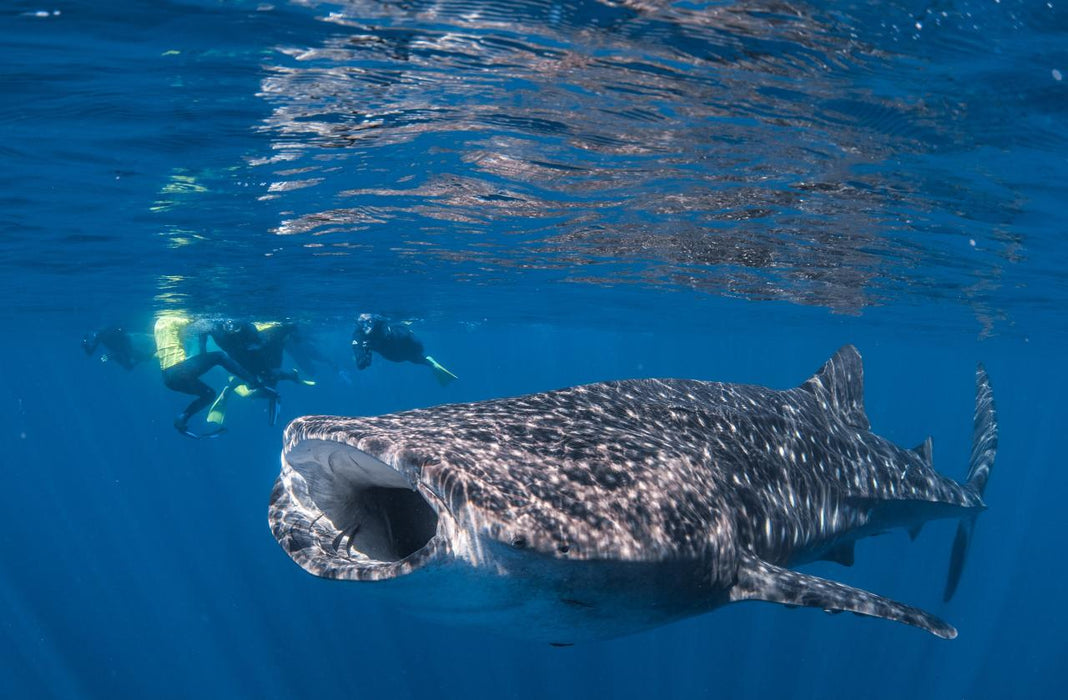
[
  {"x1": 214, "y1": 351, "x2": 254, "y2": 382},
  {"x1": 164, "y1": 361, "x2": 218, "y2": 429},
  {"x1": 175, "y1": 351, "x2": 220, "y2": 377},
  {"x1": 270, "y1": 369, "x2": 301, "y2": 383},
  {"x1": 174, "y1": 380, "x2": 216, "y2": 433},
  {"x1": 207, "y1": 351, "x2": 275, "y2": 394}
]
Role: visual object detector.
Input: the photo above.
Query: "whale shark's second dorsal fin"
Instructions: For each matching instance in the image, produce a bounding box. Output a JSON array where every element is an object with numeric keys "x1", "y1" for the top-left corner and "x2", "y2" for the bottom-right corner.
[
  {"x1": 804, "y1": 345, "x2": 870, "y2": 430},
  {"x1": 729, "y1": 553, "x2": 956, "y2": 639}
]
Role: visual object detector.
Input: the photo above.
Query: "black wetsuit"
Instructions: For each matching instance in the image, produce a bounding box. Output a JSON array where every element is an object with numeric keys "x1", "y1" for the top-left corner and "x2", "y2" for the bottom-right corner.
[
  {"x1": 166, "y1": 342, "x2": 270, "y2": 434},
  {"x1": 211, "y1": 321, "x2": 298, "y2": 387},
  {"x1": 351, "y1": 314, "x2": 429, "y2": 369},
  {"x1": 163, "y1": 351, "x2": 260, "y2": 424},
  {"x1": 82, "y1": 326, "x2": 152, "y2": 370}
]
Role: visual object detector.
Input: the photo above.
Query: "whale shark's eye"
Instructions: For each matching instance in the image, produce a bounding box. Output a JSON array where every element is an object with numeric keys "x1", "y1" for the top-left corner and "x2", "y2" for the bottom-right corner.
[
  {"x1": 511, "y1": 535, "x2": 528, "y2": 549},
  {"x1": 557, "y1": 544, "x2": 571, "y2": 554}
]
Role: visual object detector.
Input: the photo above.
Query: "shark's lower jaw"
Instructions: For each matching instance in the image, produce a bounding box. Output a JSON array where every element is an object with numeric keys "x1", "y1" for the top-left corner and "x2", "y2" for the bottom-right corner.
[{"x1": 270, "y1": 437, "x2": 445, "y2": 581}]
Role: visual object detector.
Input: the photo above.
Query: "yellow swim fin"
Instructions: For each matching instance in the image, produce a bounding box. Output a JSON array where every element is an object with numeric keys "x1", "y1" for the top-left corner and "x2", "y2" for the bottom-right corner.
[
  {"x1": 291, "y1": 369, "x2": 316, "y2": 387},
  {"x1": 425, "y1": 356, "x2": 458, "y2": 386},
  {"x1": 206, "y1": 385, "x2": 231, "y2": 426}
]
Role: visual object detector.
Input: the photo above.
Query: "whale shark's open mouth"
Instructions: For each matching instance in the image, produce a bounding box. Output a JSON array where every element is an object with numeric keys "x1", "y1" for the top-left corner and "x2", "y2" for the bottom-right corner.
[{"x1": 269, "y1": 432, "x2": 446, "y2": 581}]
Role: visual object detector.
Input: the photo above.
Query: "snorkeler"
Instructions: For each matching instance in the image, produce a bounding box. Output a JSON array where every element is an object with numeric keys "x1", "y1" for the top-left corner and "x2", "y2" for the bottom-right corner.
[
  {"x1": 351, "y1": 313, "x2": 457, "y2": 386},
  {"x1": 82, "y1": 326, "x2": 155, "y2": 370},
  {"x1": 153, "y1": 313, "x2": 276, "y2": 438},
  {"x1": 204, "y1": 320, "x2": 317, "y2": 427}
]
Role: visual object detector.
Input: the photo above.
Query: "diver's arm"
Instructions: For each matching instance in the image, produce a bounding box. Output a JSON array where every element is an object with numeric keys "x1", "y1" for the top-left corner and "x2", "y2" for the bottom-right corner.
[{"x1": 352, "y1": 336, "x2": 373, "y2": 369}]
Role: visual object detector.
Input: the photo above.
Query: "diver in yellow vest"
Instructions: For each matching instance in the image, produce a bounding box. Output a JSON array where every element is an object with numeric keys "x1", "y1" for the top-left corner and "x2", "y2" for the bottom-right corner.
[{"x1": 153, "y1": 313, "x2": 276, "y2": 438}]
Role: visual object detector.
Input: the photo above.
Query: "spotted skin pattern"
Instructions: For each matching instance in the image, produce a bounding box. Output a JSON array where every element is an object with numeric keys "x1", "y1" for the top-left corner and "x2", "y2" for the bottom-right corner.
[{"x1": 269, "y1": 345, "x2": 996, "y2": 641}]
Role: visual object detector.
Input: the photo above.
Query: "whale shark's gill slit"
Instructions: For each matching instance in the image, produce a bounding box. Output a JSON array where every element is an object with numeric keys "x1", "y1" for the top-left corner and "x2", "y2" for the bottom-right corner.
[{"x1": 286, "y1": 439, "x2": 439, "y2": 566}]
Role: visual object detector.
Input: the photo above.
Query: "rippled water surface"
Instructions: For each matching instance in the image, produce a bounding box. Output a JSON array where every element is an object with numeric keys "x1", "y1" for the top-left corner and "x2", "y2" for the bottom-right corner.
[{"x1": 4, "y1": 0, "x2": 1066, "y2": 335}]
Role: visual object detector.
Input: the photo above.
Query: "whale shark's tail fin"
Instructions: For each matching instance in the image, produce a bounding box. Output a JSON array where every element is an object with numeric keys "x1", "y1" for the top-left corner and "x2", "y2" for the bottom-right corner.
[{"x1": 944, "y1": 363, "x2": 998, "y2": 602}]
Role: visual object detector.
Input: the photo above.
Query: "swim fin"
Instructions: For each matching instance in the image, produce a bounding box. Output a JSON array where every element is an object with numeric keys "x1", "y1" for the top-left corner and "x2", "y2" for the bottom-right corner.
[
  {"x1": 174, "y1": 415, "x2": 227, "y2": 439},
  {"x1": 425, "y1": 356, "x2": 458, "y2": 386},
  {"x1": 268, "y1": 396, "x2": 280, "y2": 426},
  {"x1": 207, "y1": 385, "x2": 231, "y2": 426},
  {"x1": 289, "y1": 369, "x2": 316, "y2": 387},
  {"x1": 179, "y1": 426, "x2": 228, "y2": 439}
]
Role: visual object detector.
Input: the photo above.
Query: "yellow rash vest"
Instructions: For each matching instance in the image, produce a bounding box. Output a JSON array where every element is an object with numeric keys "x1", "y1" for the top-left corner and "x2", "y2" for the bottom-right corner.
[{"x1": 154, "y1": 314, "x2": 193, "y2": 370}]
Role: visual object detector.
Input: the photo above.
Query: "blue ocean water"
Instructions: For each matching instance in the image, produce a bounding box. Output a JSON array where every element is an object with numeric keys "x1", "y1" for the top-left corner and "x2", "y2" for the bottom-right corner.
[{"x1": 2, "y1": 0, "x2": 1066, "y2": 697}]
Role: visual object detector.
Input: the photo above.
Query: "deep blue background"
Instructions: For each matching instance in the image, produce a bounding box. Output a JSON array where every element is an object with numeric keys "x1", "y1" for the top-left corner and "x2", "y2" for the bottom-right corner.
[
  {"x1": 1, "y1": 323, "x2": 1061, "y2": 698},
  {"x1": 2, "y1": 0, "x2": 1066, "y2": 697}
]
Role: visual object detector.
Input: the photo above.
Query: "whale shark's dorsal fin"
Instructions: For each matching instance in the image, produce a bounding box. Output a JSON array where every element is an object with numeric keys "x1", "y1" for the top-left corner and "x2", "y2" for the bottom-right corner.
[
  {"x1": 804, "y1": 345, "x2": 870, "y2": 430},
  {"x1": 912, "y1": 436, "x2": 933, "y2": 467},
  {"x1": 729, "y1": 554, "x2": 956, "y2": 639}
]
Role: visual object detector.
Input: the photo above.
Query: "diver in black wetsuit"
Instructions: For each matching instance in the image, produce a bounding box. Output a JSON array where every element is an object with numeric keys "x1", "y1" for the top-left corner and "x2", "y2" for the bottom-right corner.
[
  {"x1": 82, "y1": 326, "x2": 154, "y2": 370},
  {"x1": 351, "y1": 313, "x2": 457, "y2": 386},
  {"x1": 206, "y1": 320, "x2": 318, "y2": 426},
  {"x1": 208, "y1": 321, "x2": 282, "y2": 383}
]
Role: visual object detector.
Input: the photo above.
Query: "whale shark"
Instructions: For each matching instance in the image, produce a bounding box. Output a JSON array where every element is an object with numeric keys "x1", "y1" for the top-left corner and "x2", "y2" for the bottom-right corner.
[{"x1": 268, "y1": 345, "x2": 997, "y2": 643}]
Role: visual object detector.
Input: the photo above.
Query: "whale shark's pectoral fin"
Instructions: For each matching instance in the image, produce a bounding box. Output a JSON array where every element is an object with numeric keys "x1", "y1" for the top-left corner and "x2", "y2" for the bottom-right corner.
[{"x1": 729, "y1": 554, "x2": 956, "y2": 639}]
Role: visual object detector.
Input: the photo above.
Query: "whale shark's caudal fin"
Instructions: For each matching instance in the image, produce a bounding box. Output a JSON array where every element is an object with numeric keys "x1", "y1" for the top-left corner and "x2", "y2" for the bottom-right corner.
[
  {"x1": 944, "y1": 363, "x2": 998, "y2": 602},
  {"x1": 803, "y1": 345, "x2": 870, "y2": 430},
  {"x1": 730, "y1": 553, "x2": 957, "y2": 639}
]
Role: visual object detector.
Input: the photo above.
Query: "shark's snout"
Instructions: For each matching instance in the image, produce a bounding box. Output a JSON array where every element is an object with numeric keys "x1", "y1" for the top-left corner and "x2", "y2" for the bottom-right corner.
[{"x1": 270, "y1": 427, "x2": 447, "y2": 581}]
